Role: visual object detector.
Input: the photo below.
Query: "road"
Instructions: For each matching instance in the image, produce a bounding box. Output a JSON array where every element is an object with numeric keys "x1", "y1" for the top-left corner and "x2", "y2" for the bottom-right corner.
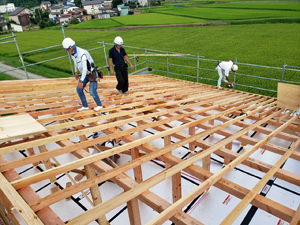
[{"x1": 0, "y1": 62, "x2": 46, "y2": 80}]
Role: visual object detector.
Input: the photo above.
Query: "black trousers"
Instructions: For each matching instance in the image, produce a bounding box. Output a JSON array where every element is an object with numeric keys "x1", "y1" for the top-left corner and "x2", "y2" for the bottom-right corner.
[{"x1": 115, "y1": 65, "x2": 128, "y2": 93}]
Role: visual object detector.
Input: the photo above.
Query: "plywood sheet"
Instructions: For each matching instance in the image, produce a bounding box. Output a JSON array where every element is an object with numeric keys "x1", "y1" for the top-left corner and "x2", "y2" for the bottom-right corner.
[
  {"x1": 277, "y1": 83, "x2": 300, "y2": 111},
  {"x1": 0, "y1": 114, "x2": 46, "y2": 142}
]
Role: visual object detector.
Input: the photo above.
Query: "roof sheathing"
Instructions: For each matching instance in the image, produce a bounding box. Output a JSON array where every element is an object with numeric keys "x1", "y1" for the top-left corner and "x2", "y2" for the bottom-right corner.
[{"x1": 0, "y1": 75, "x2": 299, "y2": 225}]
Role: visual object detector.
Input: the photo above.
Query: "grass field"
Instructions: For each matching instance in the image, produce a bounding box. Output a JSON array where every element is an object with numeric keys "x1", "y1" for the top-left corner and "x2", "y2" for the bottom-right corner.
[
  {"x1": 202, "y1": 2, "x2": 300, "y2": 11},
  {"x1": 0, "y1": 1, "x2": 299, "y2": 96},
  {"x1": 151, "y1": 7, "x2": 300, "y2": 20},
  {"x1": 111, "y1": 13, "x2": 206, "y2": 26},
  {"x1": 69, "y1": 13, "x2": 206, "y2": 29},
  {"x1": 68, "y1": 18, "x2": 121, "y2": 29}
]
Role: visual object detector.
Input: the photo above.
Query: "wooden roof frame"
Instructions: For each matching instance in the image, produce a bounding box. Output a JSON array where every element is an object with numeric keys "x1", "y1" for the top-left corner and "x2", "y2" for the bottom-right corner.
[{"x1": 0, "y1": 75, "x2": 299, "y2": 225}]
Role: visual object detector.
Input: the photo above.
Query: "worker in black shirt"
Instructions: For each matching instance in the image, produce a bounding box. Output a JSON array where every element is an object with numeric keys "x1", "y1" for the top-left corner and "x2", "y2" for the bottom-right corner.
[{"x1": 109, "y1": 36, "x2": 134, "y2": 95}]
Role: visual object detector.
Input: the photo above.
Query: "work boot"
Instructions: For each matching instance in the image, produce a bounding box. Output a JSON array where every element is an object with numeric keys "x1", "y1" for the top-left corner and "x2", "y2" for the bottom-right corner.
[{"x1": 77, "y1": 107, "x2": 89, "y2": 112}]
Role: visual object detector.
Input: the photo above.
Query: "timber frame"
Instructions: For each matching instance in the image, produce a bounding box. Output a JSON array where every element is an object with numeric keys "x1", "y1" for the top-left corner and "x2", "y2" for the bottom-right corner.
[{"x1": 0, "y1": 75, "x2": 299, "y2": 225}]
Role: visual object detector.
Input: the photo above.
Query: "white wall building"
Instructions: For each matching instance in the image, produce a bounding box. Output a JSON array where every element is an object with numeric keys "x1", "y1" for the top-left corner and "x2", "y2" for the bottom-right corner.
[
  {"x1": 83, "y1": 0, "x2": 103, "y2": 15},
  {"x1": 10, "y1": 23, "x2": 23, "y2": 32},
  {"x1": 8, "y1": 7, "x2": 32, "y2": 25},
  {"x1": 0, "y1": 3, "x2": 16, "y2": 13}
]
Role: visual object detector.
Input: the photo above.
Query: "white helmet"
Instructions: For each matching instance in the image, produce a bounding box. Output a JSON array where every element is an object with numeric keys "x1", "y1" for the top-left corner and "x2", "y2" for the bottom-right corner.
[
  {"x1": 114, "y1": 36, "x2": 123, "y2": 45},
  {"x1": 62, "y1": 37, "x2": 75, "y2": 51},
  {"x1": 232, "y1": 64, "x2": 238, "y2": 72}
]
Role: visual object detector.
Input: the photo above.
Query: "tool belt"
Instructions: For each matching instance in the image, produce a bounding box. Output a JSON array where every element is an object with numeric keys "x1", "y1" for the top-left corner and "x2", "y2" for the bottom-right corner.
[
  {"x1": 88, "y1": 71, "x2": 96, "y2": 82},
  {"x1": 88, "y1": 70, "x2": 103, "y2": 82}
]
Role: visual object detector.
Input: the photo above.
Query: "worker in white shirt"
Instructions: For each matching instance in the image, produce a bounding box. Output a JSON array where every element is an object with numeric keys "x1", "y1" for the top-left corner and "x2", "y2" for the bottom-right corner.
[
  {"x1": 62, "y1": 37, "x2": 103, "y2": 112},
  {"x1": 216, "y1": 59, "x2": 238, "y2": 89}
]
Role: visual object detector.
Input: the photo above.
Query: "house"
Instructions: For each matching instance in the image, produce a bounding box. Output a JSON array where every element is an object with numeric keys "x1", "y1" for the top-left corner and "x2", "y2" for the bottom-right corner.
[
  {"x1": 137, "y1": 0, "x2": 148, "y2": 7},
  {"x1": 40, "y1": 1, "x2": 51, "y2": 10},
  {"x1": 97, "y1": 7, "x2": 111, "y2": 19},
  {"x1": 83, "y1": 0, "x2": 104, "y2": 15},
  {"x1": 81, "y1": 14, "x2": 92, "y2": 22},
  {"x1": 18, "y1": 13, "x2": 30, "y2": 27},
  {"x1": 50, "y1": 6, "x2": 61, "y2": 14},
  {"x1": 0, "y1": 3, "x2": 15, "y2": 13},
  {"x1": 103, "y1": 1, "x2": 112, "y2": 8},
  {"x1": 63, "y1": 0, "x2": 76, "y2": 7},
  {"x1": 0, "y1": 13, "x2": 8, "y2": 31},
  {"x1": 119, "y1": 6, "x2": 129, "y2": 16},
  {"x1": 8, "y1": 7, "x2": 32, "y2": 24},
  {"x1": 67, "y1": 6, "x2": 79, "y2": 12},
  {"x1": 10, "y1": 23, "x2": 23, "y2": 32},
  {"x1": 49, "y1": 12, "x2": 60, "y2": 21},
  {"x1": 59, "y1": 13, "x2": 72, "y2": 24},
  {"x1": 63, "y1": 6, "x2": 79, "y2": 14}
]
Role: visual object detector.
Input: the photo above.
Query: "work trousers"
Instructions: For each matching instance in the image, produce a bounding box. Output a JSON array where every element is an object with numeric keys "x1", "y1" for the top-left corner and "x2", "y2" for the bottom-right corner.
[
  {"x1": 216, "y1": 65, "x2": 227, "y2": 88},
  {"x1": 115, "y1": 64, "x2": 128, "y2": 93},
  {"x1": 76, "y1": 71, "x2": 102, "y2": 108}
]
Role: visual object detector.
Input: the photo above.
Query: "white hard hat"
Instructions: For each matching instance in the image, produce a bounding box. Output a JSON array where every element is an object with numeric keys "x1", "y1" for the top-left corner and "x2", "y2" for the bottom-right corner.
[
  {"x1": 62, "y1": 37, "x2": 75, "y2": 51},
  {"x1": 232, "y1": 64, "x2": 238, "y2": 72},
  {"x1": 114, "y1": 36, "x2": 123, "y2": 45}
]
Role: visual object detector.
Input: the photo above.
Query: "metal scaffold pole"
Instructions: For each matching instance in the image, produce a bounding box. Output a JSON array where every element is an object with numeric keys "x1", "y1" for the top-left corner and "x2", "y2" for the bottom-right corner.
[
  {"x1": 12, "y1": 32, "x2": 29, "y2": 79},
  {"x1": 197, "y1": 53, "x2": 199, "y2": 83},
  {"x1": 280, "y1": 62, "x2": 286, "y2": 82},
  {"x1": 61, "y1": 24, "x2": 74, "y2": 77},
  {"x1": 102, "y1": 41, "x2": 109, "y2": 76},
  {"x1": 166, "y1": 51, "x2": 169, "y2": 77}
]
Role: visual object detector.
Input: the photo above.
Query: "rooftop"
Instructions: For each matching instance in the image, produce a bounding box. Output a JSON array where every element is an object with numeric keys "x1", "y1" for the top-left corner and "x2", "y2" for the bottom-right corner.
[{"x1": 0, "y1": 75, "x2": 299, "y2": 225}]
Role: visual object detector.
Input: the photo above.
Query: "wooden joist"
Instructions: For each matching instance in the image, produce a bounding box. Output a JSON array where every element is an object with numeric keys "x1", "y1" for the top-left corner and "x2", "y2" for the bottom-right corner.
[{"x1": 0, "y1": 75, "x2": 299, "y2": 225}]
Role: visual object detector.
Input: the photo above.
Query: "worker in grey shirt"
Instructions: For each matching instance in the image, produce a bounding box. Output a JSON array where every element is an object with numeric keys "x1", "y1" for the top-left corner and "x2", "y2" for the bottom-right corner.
[{"x1": 62, "y1": 37, "x2": 103, "y2": 111}]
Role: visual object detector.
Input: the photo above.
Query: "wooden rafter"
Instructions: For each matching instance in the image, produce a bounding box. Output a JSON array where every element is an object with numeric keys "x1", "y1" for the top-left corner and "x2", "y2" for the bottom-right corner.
[{"x1": 0, "y1": 75, "x2": 299, "y2": 225}]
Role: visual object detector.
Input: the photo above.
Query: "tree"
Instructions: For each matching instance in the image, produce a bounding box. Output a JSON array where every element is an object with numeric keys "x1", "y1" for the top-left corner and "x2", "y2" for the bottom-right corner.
[
  {"x1": 39, "y1": 20, "x2": 46, "y2": 29},
  {"x1": 74, "y1": 0, "x2": 82, "y2": 8},
  {"x1": 112, "y1": 0, "x2": 123, "y2": 8},
  {"x1": 71, "y1": 17, "x2": 79, "y2": 24}
]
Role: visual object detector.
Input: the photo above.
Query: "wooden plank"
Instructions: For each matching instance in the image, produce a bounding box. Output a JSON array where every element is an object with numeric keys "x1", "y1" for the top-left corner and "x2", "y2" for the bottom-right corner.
[
  {"x1": 131, "y1": 147, "x2": 143, "y2": 183},
  {"x1": 0, "y1": 157, "x2": 64, "y2": 225},
  {"x1": 38, "y1": 145, "x2": 56, "y2": 183},
  {"x1": 0, "y1": 173, "x2": 43, "y2": 225},
  {"x1": 0, "y1": 93, "x2": 254, "y2": 156},
  {"x1": 64, "y1": 108, "x2": 281, "y2": 224},
  {"x1": 290, "y1": 204, "x2": 300, "y2": 225},
  {"x1": 0, "y1": 114, "x2": 46, "y2": 143},
  {"x1": 277, "y1": 83, "x2": 300, "y2": 111},
  {"x1": 220, "y1": 130, "x2": 300, "y2": 224},
  {"x1": 12, "y1": 100, "x2": 274, "y2": 190},
  {"x1": 145, "y1": 115, "x2": 297, "y2": 225}
]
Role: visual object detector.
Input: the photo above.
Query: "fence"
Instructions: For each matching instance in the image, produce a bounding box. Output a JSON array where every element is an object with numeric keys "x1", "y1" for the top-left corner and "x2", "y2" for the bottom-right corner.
[{"x1": 1, "y1": 33, "x2": 300, "y2": 97}]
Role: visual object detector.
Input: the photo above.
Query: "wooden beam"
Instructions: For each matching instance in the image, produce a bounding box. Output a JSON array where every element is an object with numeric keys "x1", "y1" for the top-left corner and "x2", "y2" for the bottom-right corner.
[
  {"x1": 38, "y1": 145, "x2": 56, "y2": 183},
  {"x1": 0, "y1": 156, "x2": 64, "y2": 225},
  {"x1": 290, "y1": 204, "x2": 300, "y2": 225},
  {"x1": 0, "y1": 173, "x2": 44, "y2": 225},
  {"x1": 145, "y1": 115, "x2": 297, "y2": 225},
  {"x1": 220, "y1": 129, "x2": 300, "y2": 224},
  {"x1": 131, "y1": 147, "x2": 143, "y2": 183}
]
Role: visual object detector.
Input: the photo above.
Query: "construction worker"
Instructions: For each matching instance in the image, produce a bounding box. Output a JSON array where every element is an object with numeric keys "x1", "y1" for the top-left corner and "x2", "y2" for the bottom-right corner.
[
  {"x1": 62, "y1": 37, "x2": 103, "y2": 112},
  {"x1": 216, "y1": 59, "x2": 238, "y2": 89},
  {"x1": 109, "y1": 36, "x2": 134, "y2": 95}
]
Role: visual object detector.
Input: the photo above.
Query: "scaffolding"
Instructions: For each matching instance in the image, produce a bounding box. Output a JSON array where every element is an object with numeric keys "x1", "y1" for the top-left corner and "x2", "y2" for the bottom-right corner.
[{"x1": 1, "y1": 35, "x2": 299, "y2": 97}]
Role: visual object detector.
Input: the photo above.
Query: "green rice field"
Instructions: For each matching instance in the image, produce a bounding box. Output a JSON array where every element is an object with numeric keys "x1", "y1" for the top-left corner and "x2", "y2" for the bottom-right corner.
[
  {"x1": 151, "y1": 7, "x2": 300, "y2": 21},
  {"x1": 111, "y1": 13, "x2": 206, "y2": 26},
  {"x1": 0, "y1": 1, "x2": 299, "y2": 97}
]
